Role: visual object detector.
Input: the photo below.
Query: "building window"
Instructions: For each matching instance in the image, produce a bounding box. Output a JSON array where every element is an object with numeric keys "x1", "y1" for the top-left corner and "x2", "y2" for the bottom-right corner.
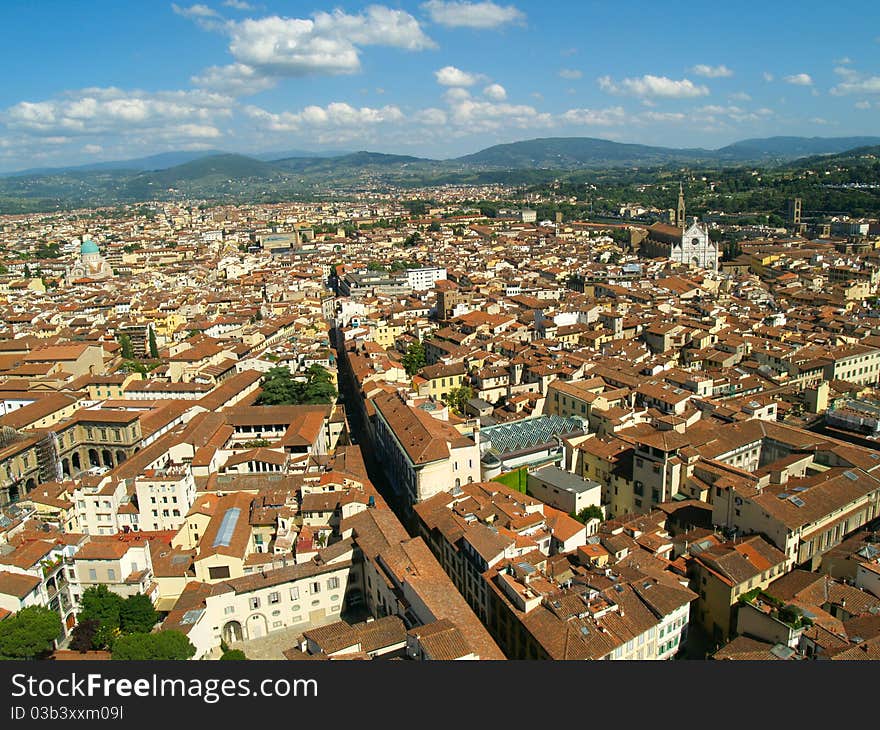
[
  {"x1": 208, "y1": 566, "x2": 231, "y2": 580},
  {"x1": 107, "y1": 569, "x2": 116, "y2": 581},
  {"x1": 327, "y1": 576, "x2": 340, "y2": 590},
  {"x1": 224, "y1": 605, "x2": 235, "y2": 615},
  {"x1": 289, "y1": 587, "x2": 300, "y2": 601},
  {"x1": 249, "y1": 597, "x2": 260, "y2": 610},
  {"x1": 269, "y1": 592, "x2": 280, "y2": 604},
  {"x1": 311, "y1": 582, "x2": 321, "y2": 594},
  {"x1": 88, "y1": 568, "x2": 97, "y2": 581}
]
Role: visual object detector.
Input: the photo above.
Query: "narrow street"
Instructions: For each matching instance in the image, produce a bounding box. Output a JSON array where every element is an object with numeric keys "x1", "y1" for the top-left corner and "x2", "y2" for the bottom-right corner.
[{"x1": 335, "y1": 338, "x2": 416, "y2": 535}]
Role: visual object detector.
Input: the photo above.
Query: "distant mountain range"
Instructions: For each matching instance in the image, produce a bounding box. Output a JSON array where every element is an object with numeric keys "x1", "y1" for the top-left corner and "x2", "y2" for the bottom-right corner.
[{"x1": 1, "y1": 135, "x2": 879, "y2": 211}]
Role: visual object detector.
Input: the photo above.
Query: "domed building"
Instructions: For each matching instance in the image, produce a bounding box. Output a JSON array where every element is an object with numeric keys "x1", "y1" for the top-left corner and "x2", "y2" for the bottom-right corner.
[{"x1": 68, "y1": 236, "x2": 113, "y2": 283}]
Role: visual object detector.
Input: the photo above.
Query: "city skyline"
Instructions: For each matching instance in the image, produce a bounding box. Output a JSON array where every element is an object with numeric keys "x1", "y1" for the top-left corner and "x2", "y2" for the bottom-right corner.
[{"x1": 1, "y1": 0, "x2": 879, "y2": 171}]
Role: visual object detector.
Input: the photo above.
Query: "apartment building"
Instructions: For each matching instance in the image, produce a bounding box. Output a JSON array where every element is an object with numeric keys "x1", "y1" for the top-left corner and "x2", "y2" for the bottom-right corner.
[{"x1": 371, "y1": 392, "x2": 481, "y2": 507}]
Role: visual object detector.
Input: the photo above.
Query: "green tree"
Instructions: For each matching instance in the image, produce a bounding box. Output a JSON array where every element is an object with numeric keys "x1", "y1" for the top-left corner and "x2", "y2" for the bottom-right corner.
[
  {"x1": 78, "y1": 585, "x2": 124, "y2": 634},
  {"x1": 120, "y1": 594, "x2": 160, "y2": 634},
  {"x1": 403, "y1": 232, "x2": 422, "y2": 248},
  {"x1": 401, "y1": 341, "x2": 426, "y2": 377},
  {"x1": 0, "y1": 606, "x2": 62, "y2": 659},
  {"x1": 256, "y1": 365, "x2": 337, "y2": 406},
  {"x1": 427, "y1": 221, "x2": 441, "y2": 232},
  {"x1": 111, "y1": 630, "x2": 196, "y2": 661},
  {"x1": 220, "y1": 649, "x2": 248, "y2": 661},
  {"x1": 117, "y1": 334, "x2": 134, "y2": 360},
  {"x1": 723, "y1": 240, "x2": 743, "y2": 262},
  {"x1": 446, "y1": 386, "x2": 474, "y2": 415},
  {"x1": 148, "y1": 326, "x2": 159, "y2": 359},
  {"x1": 300, "y1": 364, "x2": 337, "y2": 405},
  {"x1": 574, "y1": 505, "x2": 604, "y2": 523}
]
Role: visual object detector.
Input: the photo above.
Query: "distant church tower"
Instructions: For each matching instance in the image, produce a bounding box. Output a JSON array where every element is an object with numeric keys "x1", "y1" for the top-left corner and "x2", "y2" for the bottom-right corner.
[{"x1": 675, "y1": 182, "x2": 686, "y2": 228}]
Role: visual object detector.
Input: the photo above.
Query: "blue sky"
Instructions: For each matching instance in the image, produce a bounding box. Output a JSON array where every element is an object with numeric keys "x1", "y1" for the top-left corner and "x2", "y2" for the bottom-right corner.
[{"x1": 0, "y1": 0, "x2": 878, "y2": 171}]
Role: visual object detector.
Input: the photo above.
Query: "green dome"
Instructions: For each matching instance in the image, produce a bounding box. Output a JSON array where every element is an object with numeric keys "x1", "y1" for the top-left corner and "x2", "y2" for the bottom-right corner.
[{"x1": 80, "y1": 239, "x2": 100, "y2": 255}]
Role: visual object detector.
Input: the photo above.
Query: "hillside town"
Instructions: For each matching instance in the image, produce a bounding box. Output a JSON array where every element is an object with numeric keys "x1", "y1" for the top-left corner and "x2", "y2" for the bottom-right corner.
[{"x1": 1, "y1": 189, "x2": 880, "y2": 662}]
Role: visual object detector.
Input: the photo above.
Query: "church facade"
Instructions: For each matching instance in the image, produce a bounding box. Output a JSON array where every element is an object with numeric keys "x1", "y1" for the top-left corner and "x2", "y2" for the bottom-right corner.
[{"x1": 635, "y1": 185, "x2": 718, "y2": 271}]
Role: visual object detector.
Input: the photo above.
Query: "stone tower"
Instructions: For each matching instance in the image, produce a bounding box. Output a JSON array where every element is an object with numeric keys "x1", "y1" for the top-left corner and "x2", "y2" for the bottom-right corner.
[{"x1": 675, "y1": 182, "x2": 686, "y2": 228}]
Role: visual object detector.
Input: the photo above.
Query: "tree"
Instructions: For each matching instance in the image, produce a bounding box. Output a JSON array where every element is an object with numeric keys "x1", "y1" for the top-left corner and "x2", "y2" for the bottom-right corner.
[
  {"x1": 0, "y1": 606, "x2": 62, "y2": 659},
  {"x1": 77, "y1": 585, "x2": 126, "y2": 648},
  {"x1": 117, "y1": 334, "x2": 134, "y2": 360},
  {"x1": 78, "y1": 585, "x2": 124, "y2": 633},
  {"x1": 401, "y1": 341, "x2": 426, "y2": 377},
  {"x1": 220, "y1": 649, "x2": 247, "y2": 661},
  {"x1": 446, "y1": 386, "x2": 474, "y2": 416},
  {"x1": 723, "y1": 240, "x2": 743, "y2": 262},
  {"x1": 300, "y1": 364, "x2": 337, "y2": 405},
  {"x1": 427, "y1": 221, "x2": 441, "y2": 232},
  {"x1": 119, "y1": 594, "x2": 160, "y2": 634},
  {"x1": 403, "y1": 232, "x2": 422, "y2": 248},
  {"x1": 111, "y1": 630, "x2": 196, "y2": 661},
  {"x1": 256, "y1": 365, "x2": 337, "y2": 406},
  {"x1": 69, "y1": 618, "x2": 99, "y2": 653},
  {"x1": 148, "y1": 326, "x2": 159, "y2": 359},
  {"x1": 575, "y1": 505, "x2": 604, "y2": 523}
]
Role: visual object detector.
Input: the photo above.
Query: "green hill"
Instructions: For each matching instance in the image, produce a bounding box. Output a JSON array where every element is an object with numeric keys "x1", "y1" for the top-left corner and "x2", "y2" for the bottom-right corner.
[{"x1": 454, "y1": 137, "x2": 713, "y2": 168}]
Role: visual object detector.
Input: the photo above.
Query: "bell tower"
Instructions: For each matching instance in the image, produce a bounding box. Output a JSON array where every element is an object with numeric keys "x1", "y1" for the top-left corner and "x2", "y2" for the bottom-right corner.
[{"x1": 675, "y1": 182, "x2": 686, "y2": 228}]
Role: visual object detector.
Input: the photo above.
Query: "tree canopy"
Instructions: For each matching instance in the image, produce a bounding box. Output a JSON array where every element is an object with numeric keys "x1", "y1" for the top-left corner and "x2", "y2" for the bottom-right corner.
[
  {"x1": 220, "y1": 649, "x2": 248, "y2": 661},
  {"x1": 0, "y1": 606, "x2": 62, "y2": 659},
  {"x1": 119, "y1": 593, "x2": 160, "y2": 634},
  {"x1": 402, "y1": 341, "x2": 426, "y2": 377},
  {"x1": 111, "y1": 630, "x2": 196, "y2": 661},
  {"x1": 256, "y1": 365, "x2": 337, "y2": 406},
  {"x1": 446, "y1": 386, "x2": 474, "y2": 416},
  {"x1": 117, "y1": 333, "x2": 134, "y2": 360},
  {"x1": 76, "y1": 586, "x2": 159, "y2": 649}
]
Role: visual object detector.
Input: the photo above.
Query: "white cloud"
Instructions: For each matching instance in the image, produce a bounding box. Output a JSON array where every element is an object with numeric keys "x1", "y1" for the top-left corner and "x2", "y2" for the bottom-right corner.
[
  {"x1": 783, "y1": 73, "x2": 813, "y2": 86},
  {"x1": 83, "y1": 144, "x2": 103, "y2": 154},
  {"x1": 415, "y1": 108, "x2": 448, "y2": 125},
  {"x1": 762, "y1": 72, "x2": 774, "y2": 82},
  {"x1": 483, "y1": 83, "x2": 507, "y2": 101},
  {"x1": 421, "y1": 1, "x2": 525, "y2": 29},
  {"x1": 171, "y1": 3, "x2": 225, "y2": 31},
  {"x1": 638, "y1": 111, "x2": 686, "y2": 122},
  {"x1": 598, "y1": 74, "x2": 709, "y2": 99},
  {"x1": 313, "y1": 7, "x2": 435, "y2": 51},
  {"x1": 172, "y1": 3, "x2": 220, "y2": 19},
  {"x1": 560, "y1": 106, "x2": 627, "y2": 126},
  {"x1": 835, "y1": 56, "x2": 853, "y2": 65},
  {"x1": 443, "y1": 87, "x2": 472, "y2": 103},
  {"x1": 691, "y1": 64, "x2": 733, "y2": 78},
  {"x1": 729, "y1": 91, "x2": 751, "y2": 101},
  {"x1": 222, "y1": 0, "x2": 253, "y2": 9},
  {"x1": 192, "y1": 63, "x2": 277, "y2": 95},
  {"x1": 435, "y1": 66, "x2": 483, "y2": 87},
  {"x1": 559, "y1": 68, "x2": 583, "y2": 80},
  {"x1": 832, "y1": 75, "x2": 880, "y2": 95},
  {"x1": 3, "y1": 87, "x2": 232, "y2": 143},
  {"x1": 244, "y1": 102, "x2": 404, "y2": 133},
  {"x1": 440, "y1": 90, "x2": 551, "y2": 133},
  {"x1": 182, "y1": 6, "x2": 435, "y2": 91},
  {"x1": 855, "y1": 100, "x2": 872, "y2": 109}
]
